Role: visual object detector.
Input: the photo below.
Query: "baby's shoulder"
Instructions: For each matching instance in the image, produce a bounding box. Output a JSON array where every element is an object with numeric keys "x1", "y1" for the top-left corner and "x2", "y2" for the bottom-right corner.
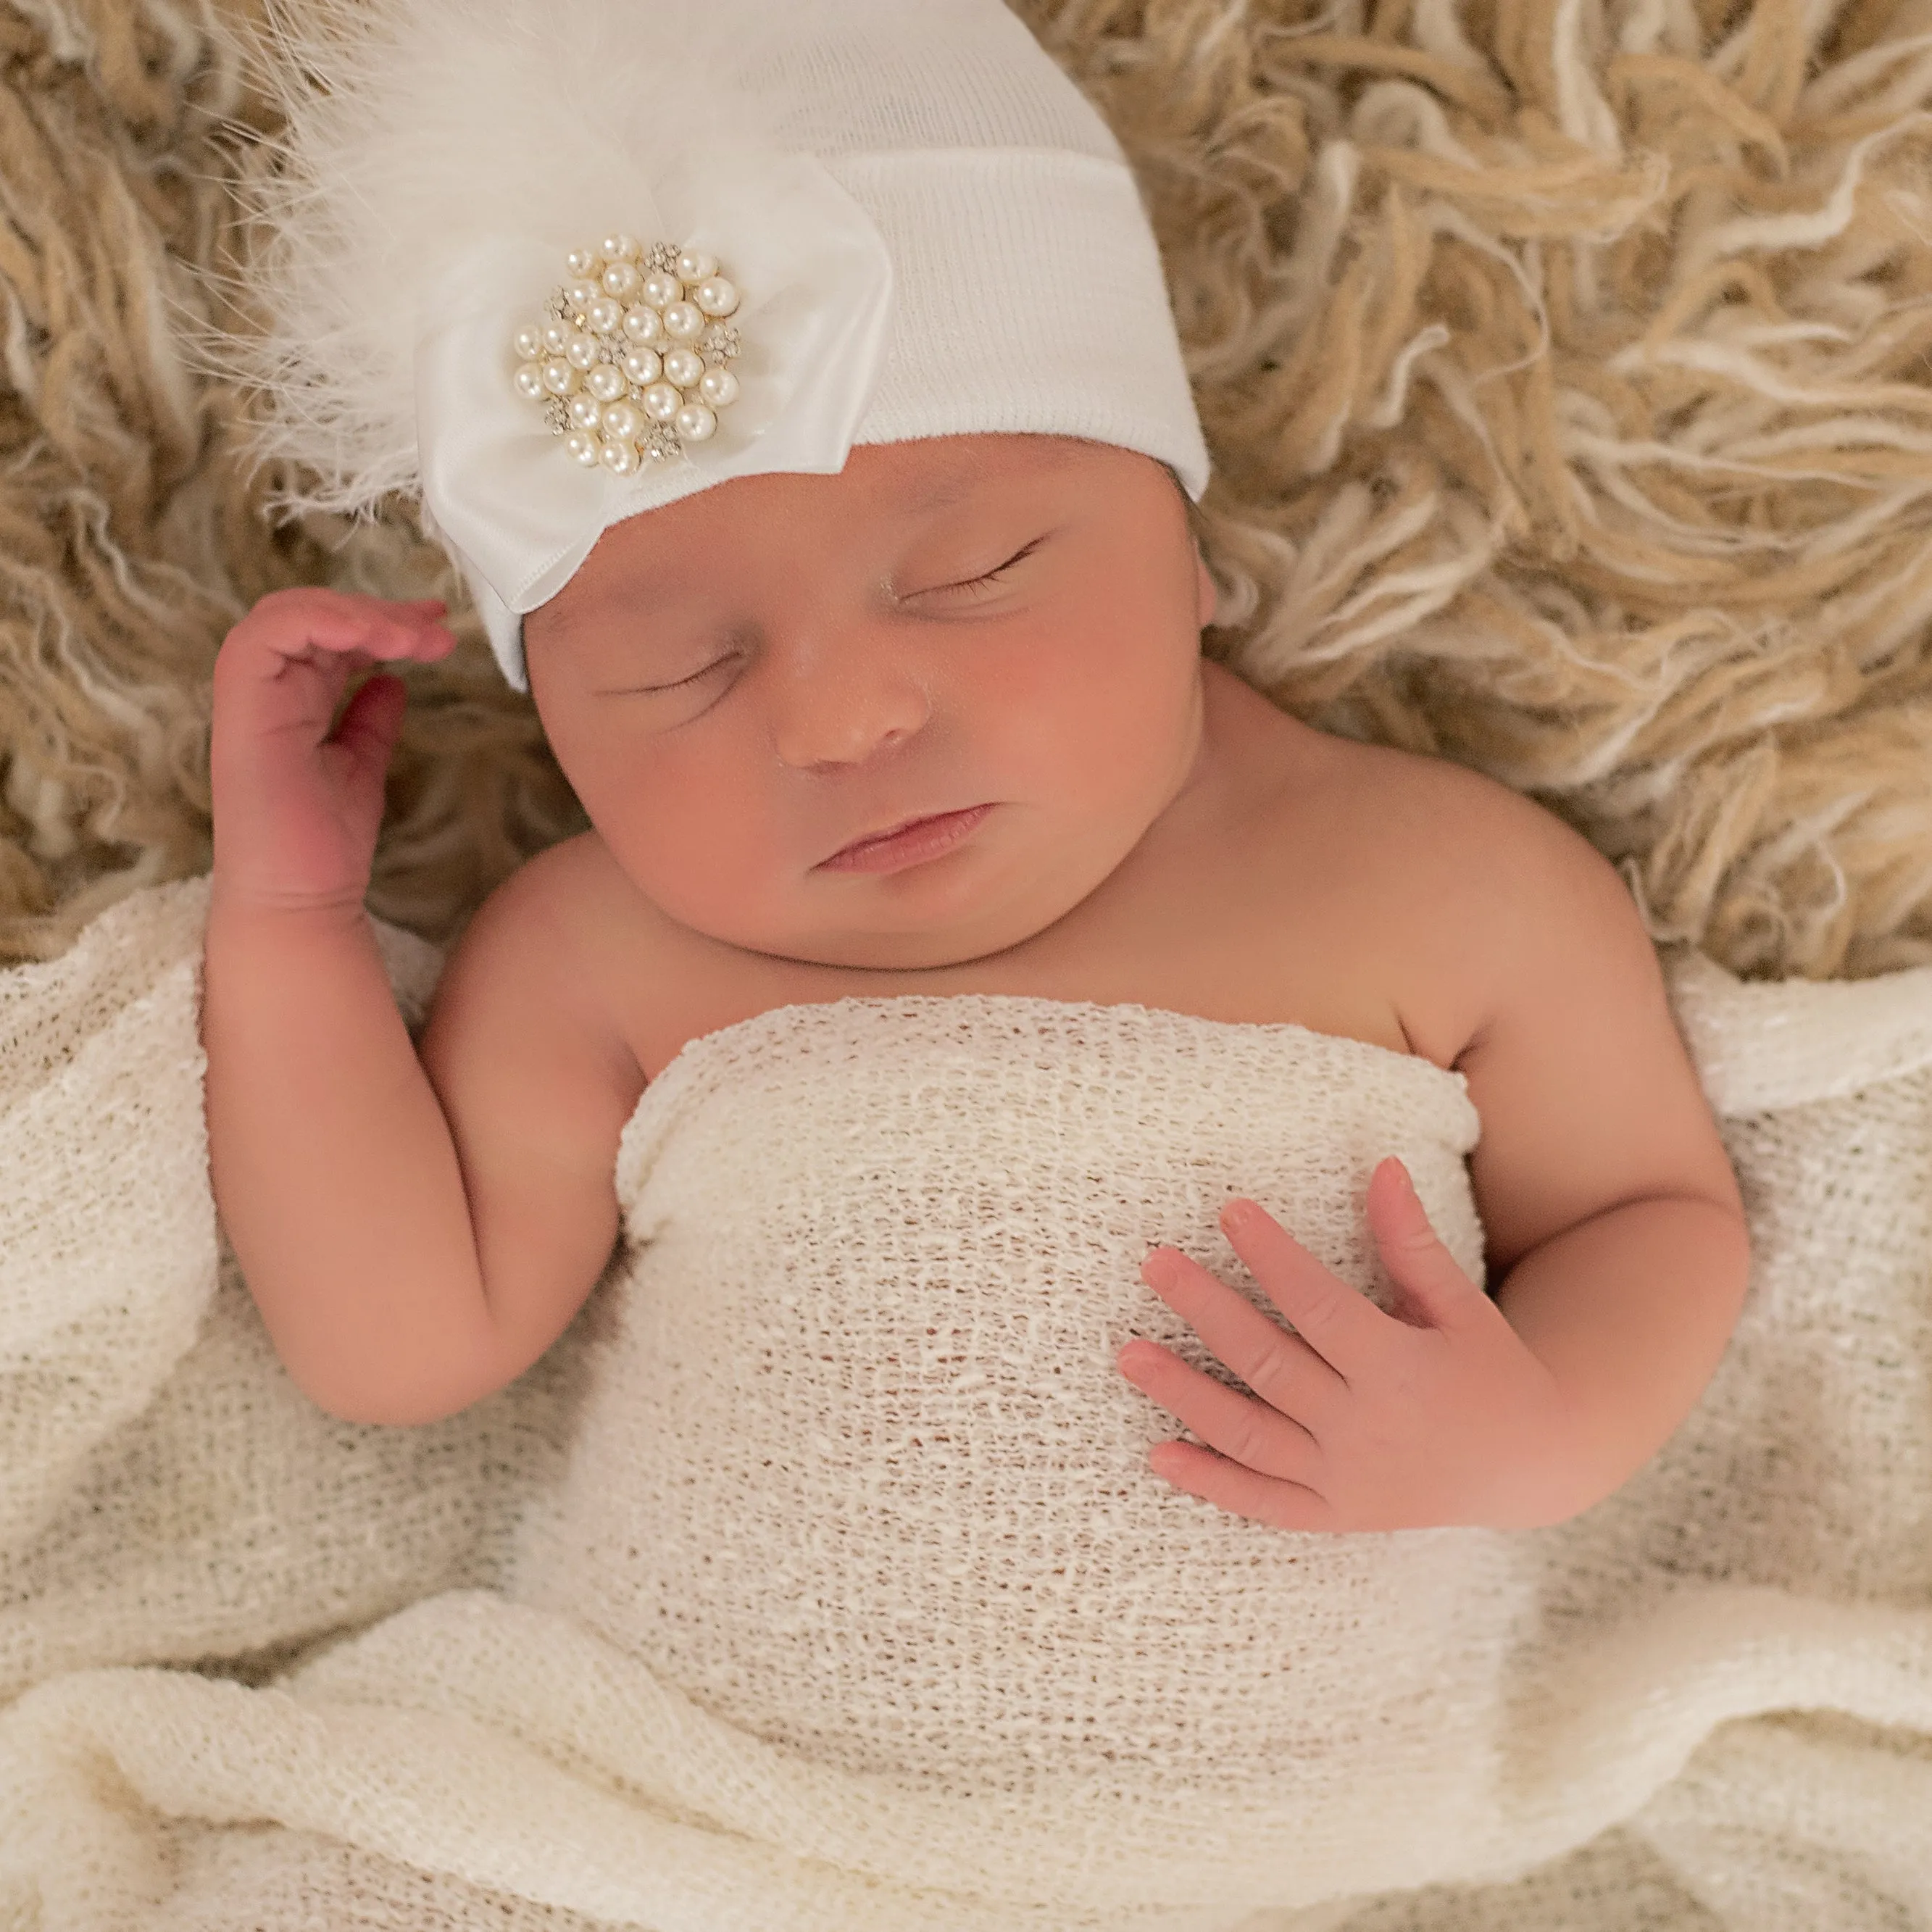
[
  {"x1": 1312, "y1": 733, "x2": 1608, "y2": 894},
  {"x1": 1301, "y1": 732, "x2": 1744, "y2": 1270},
  {"x1": 1276, "y1": 730, "x2": 1639, "y2": 1068}
]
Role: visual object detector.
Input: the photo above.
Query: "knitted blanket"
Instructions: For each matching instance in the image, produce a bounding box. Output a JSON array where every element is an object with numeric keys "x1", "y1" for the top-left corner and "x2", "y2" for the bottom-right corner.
[{"x1": 2, "y1": 873, "x2": 1929, "y2": 1930}]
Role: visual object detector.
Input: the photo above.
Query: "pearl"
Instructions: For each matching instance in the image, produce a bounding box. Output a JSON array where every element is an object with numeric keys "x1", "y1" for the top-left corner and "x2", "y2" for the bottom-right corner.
[
  {"x1": 530, "y1": 239, "x2": 749, "y2": 476},
  {"x1": 599, "y1": 400, "x2": 641, "y2": 442},
  {"x1": 675, "y1": 402, "x2": 717, "y2": 442},
  {"x1": 662, "y1": 347, "x2": 704, "y2": 388}
]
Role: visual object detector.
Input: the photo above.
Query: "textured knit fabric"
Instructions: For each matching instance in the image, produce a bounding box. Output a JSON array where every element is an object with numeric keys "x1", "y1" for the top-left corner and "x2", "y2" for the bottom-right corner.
[
  {"x1": 2, "y1": 875, "x2": 1931, "y2": 1929},
  {"x1": 508, "y1": 994, "x2": 1507, "y2": 1808}
]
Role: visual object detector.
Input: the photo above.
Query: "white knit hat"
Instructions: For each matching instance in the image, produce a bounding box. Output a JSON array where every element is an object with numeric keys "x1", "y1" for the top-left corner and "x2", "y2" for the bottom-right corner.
[{"x1": 235, "y1": 0, "x2": 1213, "y2": 692}]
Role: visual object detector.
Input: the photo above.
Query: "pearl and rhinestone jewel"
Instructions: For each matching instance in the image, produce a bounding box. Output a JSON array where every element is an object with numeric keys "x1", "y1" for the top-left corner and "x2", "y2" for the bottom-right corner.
[{"x1": 510, "y1": 235, "x2": 743, "y2": 476}]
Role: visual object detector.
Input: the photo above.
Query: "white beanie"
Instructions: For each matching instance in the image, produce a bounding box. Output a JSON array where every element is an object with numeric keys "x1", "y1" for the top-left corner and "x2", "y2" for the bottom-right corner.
[{"x1": 235, "y1": 0, "x2": 1213, "y2": 692}]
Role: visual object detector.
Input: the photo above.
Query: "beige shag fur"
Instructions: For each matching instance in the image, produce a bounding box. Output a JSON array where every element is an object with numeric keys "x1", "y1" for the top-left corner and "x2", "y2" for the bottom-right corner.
[{"x1": 0, "y1": 0, "x2": 1930, "y2": 980}]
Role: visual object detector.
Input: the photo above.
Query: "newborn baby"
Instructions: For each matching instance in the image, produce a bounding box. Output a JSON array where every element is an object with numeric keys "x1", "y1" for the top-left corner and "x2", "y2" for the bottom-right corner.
[{"x1": 201, "y1": 427, "x2": 1750, "y2": 1538}]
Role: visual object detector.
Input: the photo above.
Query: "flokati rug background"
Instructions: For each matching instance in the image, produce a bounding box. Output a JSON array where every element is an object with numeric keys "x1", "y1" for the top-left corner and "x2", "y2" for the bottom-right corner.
[
  {"x1": 1, "y1": 0, "x2": 1931, "y2": 978},
  {"x1": 1, "y1": 0, "x2": 1931, "y2": 1925}
]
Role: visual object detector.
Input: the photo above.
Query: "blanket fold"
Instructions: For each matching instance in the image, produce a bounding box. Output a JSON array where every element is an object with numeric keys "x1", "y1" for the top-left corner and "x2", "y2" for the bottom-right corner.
[
  {"x1": 0, "y1": 876, "x2": 591, "y2": 1713},
  {"x1": 1, "y1": 873, "x2": 1928, "y2": 1931}
]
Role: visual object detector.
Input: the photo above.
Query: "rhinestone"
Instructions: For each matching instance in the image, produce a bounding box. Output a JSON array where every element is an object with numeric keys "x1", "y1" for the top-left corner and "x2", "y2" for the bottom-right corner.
[{"x1": 516, "y1": 240, "x2": 747, "y2": 470}]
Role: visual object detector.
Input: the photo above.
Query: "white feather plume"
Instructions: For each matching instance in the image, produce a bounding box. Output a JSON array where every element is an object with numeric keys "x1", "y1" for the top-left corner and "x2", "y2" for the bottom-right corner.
[{"x1": 209, "y1": 0, "x2": 816, "y2": 528}]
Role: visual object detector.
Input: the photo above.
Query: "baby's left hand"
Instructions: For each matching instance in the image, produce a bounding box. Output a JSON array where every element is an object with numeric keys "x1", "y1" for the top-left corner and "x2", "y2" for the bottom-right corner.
[{"x1": 1118, "y1": 1159, "x2": 1582, "y2": 1532}]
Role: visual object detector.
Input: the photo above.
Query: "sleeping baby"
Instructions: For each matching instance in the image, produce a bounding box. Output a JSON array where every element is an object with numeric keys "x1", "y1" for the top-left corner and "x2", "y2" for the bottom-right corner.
[{"x1": 198, "y1": 0, "x2": 1751, "y2": 1775}]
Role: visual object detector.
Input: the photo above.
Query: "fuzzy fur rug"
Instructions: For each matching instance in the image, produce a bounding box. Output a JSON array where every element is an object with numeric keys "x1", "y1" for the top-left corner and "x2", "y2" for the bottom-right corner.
[{"x1": 0, "y1": 0, "x2": 1929, "y2": 979}]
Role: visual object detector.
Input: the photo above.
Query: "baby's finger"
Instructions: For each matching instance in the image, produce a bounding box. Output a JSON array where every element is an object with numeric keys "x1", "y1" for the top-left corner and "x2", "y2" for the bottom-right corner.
[
  {"x1": 1118, "y1": 1339, "x2": 1320, "y2": 1478},
  {"x1": 212, "y1": 595, "x2": 452, "y2": 759},
  {"x1": 1152, "y1": 1441, "x2": 1341, "y2": 1534},
  {"x1": 1217, "y1": 1199, "x2": 1388, "y2": 1381},
  {"x1": 396, "y1": 597, "x2": 454, "y2": 635},
  {"x1": 1139, "y1": 1246, "x2": 1347, "y2": 1424},
  {"x1": 220, "y1": 591, "x2": 450, "y2": 684}
]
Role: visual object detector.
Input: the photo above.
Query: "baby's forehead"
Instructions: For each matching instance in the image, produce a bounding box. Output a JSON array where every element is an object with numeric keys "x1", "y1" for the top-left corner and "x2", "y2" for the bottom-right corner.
[
  {"x1": 844, "y1": 431, "x2": 1108, "y2": 496},
  {"x1": 538, "y1": 438, "x2": 1178, "y2": 638},
  {"x1": 608, "y1": 437, "x2": 1117, "y2": 551}
]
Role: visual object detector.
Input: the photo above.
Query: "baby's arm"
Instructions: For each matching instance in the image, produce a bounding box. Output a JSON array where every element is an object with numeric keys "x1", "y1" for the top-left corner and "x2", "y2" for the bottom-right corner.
[
  {"x1": 1122, "y1": 744, "x2": 1750, "y2": 1532},
  {"x1": 1420, "y1": 767, "x2": 1752, "y2": 1511},
  {"x1": 1125, "y1": 759, "x2": 1751, "y2": 1533},
  {"x1": 202, "y1": 895, "x2": 499, "y2": 1422},
  {"x1": 201, "y1": 590, "x2": 623, "y2": 1428}
]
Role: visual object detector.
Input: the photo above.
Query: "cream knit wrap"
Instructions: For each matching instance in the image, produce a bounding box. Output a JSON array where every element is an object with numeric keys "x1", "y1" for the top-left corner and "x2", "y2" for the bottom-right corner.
[{"x1": 2, "y1": 877, "x2": 1931, "y2": 1926}]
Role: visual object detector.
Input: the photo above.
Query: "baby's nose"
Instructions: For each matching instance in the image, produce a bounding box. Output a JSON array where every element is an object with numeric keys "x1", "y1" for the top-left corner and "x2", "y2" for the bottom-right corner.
[{"x1": 770, "y1": 651, "x2": 930, "y2": 770}]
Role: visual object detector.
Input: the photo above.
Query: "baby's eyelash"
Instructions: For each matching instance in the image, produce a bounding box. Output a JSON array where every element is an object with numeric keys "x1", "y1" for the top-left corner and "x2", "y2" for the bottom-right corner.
[
  {"x1": 641, "y1": 659, "x2": 732, "y2": 694},
  {"x1": 625, "y1": 542, "x2": 1042, "y2": 694},
  {"x1": 941, "y1": 540, "x2": 1041, "y2": 598}
]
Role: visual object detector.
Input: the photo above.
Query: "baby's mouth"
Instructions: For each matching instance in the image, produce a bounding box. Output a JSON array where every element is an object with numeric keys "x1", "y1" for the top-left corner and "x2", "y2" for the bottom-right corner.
[{"x1": 817, "y1": 805, "x2": 994, "y2": 870}]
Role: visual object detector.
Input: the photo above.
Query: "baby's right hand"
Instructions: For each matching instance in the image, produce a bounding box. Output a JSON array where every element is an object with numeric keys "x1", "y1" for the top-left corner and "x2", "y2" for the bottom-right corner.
[{"x1": 209, "y1": 588, "x2": 456, "y2": 916}]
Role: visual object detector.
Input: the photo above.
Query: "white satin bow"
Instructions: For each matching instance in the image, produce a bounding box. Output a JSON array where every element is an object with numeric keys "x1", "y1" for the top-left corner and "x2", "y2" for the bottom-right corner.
[{"x1": 412, "y1": 148, "x2": 896, "y2": 691}]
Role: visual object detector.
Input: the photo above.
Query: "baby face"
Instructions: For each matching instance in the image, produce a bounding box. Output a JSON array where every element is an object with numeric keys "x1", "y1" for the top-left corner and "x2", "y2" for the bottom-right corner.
[{"x1": 522, "y1": 432, "x2": 1217, "y2": 971}]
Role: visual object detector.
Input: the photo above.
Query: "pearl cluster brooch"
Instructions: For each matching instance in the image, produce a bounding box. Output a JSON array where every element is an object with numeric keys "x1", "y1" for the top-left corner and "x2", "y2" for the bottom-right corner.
[{"x1": 510, "y1": 235, "x2": 744, "y2": 475}]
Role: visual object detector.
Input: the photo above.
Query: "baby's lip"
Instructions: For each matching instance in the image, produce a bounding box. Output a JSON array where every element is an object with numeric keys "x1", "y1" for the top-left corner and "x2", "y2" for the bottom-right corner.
[{"x1": 823, "y1": 807, "x2": 976, "y2": 863}]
